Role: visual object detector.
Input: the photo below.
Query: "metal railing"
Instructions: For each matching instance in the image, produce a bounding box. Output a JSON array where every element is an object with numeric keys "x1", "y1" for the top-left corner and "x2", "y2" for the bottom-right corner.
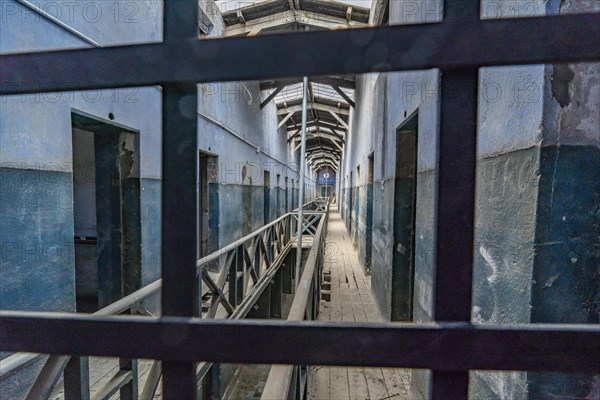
[
  {"x1": 0, "y1": 199, "x2": 330, "y2": 400},
  {"x1": 262, "y1": 200, "x2": 330, "y2": 400}
]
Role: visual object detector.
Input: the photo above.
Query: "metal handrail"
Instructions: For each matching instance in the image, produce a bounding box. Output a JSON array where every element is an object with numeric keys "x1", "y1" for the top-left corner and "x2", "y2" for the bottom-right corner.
[{"x1": 1, "y1": 199, "x2": 327, "y2": 399}]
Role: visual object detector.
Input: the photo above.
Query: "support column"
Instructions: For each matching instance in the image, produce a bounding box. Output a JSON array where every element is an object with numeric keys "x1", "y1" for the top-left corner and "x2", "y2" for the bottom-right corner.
[{"x1": 295, "y1": 76, "x2": 309, "y2": 287}]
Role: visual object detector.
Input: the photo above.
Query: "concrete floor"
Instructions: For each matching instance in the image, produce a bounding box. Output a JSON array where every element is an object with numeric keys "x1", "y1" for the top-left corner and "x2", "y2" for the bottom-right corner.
[{"x1": 308, "y1": 205, "x2": 412, "y2": 400}]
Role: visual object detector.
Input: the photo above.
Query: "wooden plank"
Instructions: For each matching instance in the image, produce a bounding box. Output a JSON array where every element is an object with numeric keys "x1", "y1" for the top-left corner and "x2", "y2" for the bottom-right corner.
[
  {"x1": 363, "y1": 368, "x2": 389, "y2": 400},
  {"x1": 329, "y1": 367, "x2": 350, "y2": 400},
  {"x1": 347, "y1": 367, "x2": 369, "y2": 400},
  {"x1": 309, "y1": 365, "x2": 330, "y2": 400},
  {"x1": 381, "y1": 368, "x2": 412, "y2": 399}
]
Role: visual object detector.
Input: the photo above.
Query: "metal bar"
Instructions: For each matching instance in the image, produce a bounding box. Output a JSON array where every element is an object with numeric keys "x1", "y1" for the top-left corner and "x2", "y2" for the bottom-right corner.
[
  {"x1": 161, "y1": 83, "x2": 198, "y2": 316},
  {"x1": 63, "y1": 356, "x2": 90, "y2": 400},
  {"x1": 161, "y1": 1, "x2": 198, "y2": 399},
  {"x1": 1, "y1": 312, "x2": 598, "y2": 373},
  {"x1": 261, "y1": 84, "x2": 285, "y2": 109},
  {"x1": 24, "y1": 356, "x2": 70, "y2": 400},
  {"x1": 203, "y1": 273, "x2": 235, "y2": 315},
  {"x1": 118, "y1": 358, "x2": 137, "y2": 400},
  {"x1": 161, "y1": 86, "x2": 198, "y2": 316},
  {"x1": 295, "y1": 76, "x2": 309, "y2": 288},
  {"x1": 13, "y1": 0, "x2": 102, "y2": 47},
  {"x1": 1, "y1": 14, "x2": 598, "y2": 95},
  {"x1": 431, "y1": 1, "x2": 481, "y2": 398},
  {"x1": 432, "y1": 66, "x2": 479, "y2": 400}
]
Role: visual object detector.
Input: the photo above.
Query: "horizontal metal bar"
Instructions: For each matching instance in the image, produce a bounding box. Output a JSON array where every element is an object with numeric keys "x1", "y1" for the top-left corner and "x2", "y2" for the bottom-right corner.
[
  {"x1": 2, "y1": 14, "x2": 599, "y2": 95},
  {"x1": 1, "y1": 312, "x2": 598, "y2": 373}
]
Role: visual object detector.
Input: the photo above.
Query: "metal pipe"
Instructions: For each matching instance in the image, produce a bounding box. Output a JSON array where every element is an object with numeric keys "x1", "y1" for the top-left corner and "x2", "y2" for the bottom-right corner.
[
  {"x1": 0, "y1": 353, "x2": 40, "y2": 380},
  {"x1": 15, "y1": 0, "x2": 102, "y2": 47},
  {"x1": 295, "y1": 76, "x2": 309, "y2": 288}
]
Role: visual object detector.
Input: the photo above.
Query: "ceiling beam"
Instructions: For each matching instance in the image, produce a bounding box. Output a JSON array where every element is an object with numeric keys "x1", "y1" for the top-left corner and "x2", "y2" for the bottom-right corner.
[
  {"x1": 226, "y1": 10, "x2": 367, "y2": 37},
  {"x1": 312, "y1": 161, "x2": 338, "y2": 172},
  {"x1": 277, "y1": 111, "x2": 295, "y2": 128},
  {"x1": 306, "y1": 146, "x2": 342, "y2": 156},
  {"x1": 328, "y1": 110, "x2": 349, "y2": 129},
  {"x1": 260, "y1": 76, "x2": 355, "y2": 91},
  {"x1": 307, "y1": 153, "x2": 340, "y2": 163},
  {"x1": 291, "y1": 132, "x2": 344, "y2": 149},
  {"x1": 299, "y1": 133, "x2": 344, "y2": 152},
  {"x1": 260, "y1": 84, "x2": 285, "y2": 109},
  {"x1": 287, "y1": 120, "x2": 347, "y2": 136},
  {"x1": 369, "y1": 0, "x2": 388, "y2": 26},
  {"x1": 306, "y1": 146, "x2": 341, "y2": 157},
  {"x1": 277, "y1": 103, "x2": 349, "y2": 116},
  {"x1": 331, "y1": 84, "x2": 355, "y2": 108}
]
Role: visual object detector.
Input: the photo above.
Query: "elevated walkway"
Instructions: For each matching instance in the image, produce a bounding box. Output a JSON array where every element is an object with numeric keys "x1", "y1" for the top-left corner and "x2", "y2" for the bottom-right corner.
[{"x1": 308, "y1": 205, "x2": 411, "y2": 400}]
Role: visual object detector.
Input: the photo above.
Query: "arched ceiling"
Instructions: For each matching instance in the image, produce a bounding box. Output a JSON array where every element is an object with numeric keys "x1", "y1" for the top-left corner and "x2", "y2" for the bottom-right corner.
[{"x1": 217, "y1": 0, "x2": 389, "y2": 173}]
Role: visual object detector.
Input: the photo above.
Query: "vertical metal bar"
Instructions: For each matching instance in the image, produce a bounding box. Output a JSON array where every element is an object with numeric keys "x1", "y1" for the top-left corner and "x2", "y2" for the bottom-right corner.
[
  {"x1": 161, "y1": 1, "x2": 198, "y2": 399},
  {"x1": 209, "y1": 364, "x2": 222, "y2": 400},
  {"x1": 119, "y1": 358, "x2": 138, "y2": 400},
  {"x1": 295, "y1": 76, "x2": 309, "y2": 287},
  {"x1": 434, "y1": 68, "x2": 478, "y2": 320},
  {"x1": 63, "y1": 356, "x2": 90, "y2": 400},
  {"x1": 432, "y1": 1, "x2": 480, "y2": 398}
]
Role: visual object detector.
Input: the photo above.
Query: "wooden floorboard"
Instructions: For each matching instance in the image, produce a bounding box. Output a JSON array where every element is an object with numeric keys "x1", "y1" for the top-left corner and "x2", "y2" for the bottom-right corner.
[{"x1": 308, "y1": 205, "x2": 412, "y2": 400}]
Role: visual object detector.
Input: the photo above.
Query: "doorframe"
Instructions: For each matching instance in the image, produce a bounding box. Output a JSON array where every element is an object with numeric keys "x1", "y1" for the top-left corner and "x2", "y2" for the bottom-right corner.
[{"x1": 391, "y1": 111, "x2": 418, "y2": 322}]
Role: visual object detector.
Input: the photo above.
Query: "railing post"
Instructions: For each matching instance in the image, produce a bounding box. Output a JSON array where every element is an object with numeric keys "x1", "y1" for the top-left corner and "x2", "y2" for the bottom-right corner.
[
  {"x1": 63, "y1": 356, "x2": 89, "y2": 400},
  {"x1": 295, "y1": 76, "x2": 309, "y2": 289},
  {"x1": 119, "y1": 358, "x2": 138, "y2": 400},
  {"x1": 209, "y1": 364, "x2": 221, "y2": 400}
]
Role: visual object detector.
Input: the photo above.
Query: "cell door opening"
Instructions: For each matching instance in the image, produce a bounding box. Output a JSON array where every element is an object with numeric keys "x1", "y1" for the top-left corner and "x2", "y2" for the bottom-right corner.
[
  {"x1": 264, "y1": 170, "x2": 270, "y2": 224},
  {"x1": 199, "y1": 152, "x2": 219, "y2": 258},
  {"x1": 285, "y1": 177, "x2": 289, "y2": 212},
  {"x1": 348, "y1": 172, "x2": 353, "y2": 231},
  {"x1": 365, "y1": 153, "x2": 375, "y2": 272},
  {"x1": 391, "y1": 113, "x2": 418, "y2": 321},
  {"x1": 276, "y1": 174, "x2": 281, "y2": 217},
  {"x1": 71, "y1": 111, "x2": 141, "y2": 312}
]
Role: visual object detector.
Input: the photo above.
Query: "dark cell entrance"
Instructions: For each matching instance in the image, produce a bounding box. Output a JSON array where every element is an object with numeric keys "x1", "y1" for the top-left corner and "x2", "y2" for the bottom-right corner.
[
  {"x1": 264, "y1": 170, "x2": 270, "y2": 224},
  {"x1": 199, "y1": 152, "x2": 218, "y2": 258},
  {"x1": 391, "y1": 113, "x2": 418, "y2": 321},
  {"x1": 276, "y1": 174, "x2": 281, "y2": 217},
  {"x1": 347, "y1": 172, "x2": 353, "y2": 231},
  {"x1": 285, "y1": 177, "x2": 289, "y2": 212},
  {"x1": 71, "y1": 111, "x2": 141, "y2": 312},
  {"x1": 365, "y1": 153, "x2": 375, "y2": 272}
]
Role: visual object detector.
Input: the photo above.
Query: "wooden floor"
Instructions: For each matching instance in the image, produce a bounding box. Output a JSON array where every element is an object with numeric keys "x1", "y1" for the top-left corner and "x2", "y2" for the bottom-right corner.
[{"x1": 308, "y1": 205, "x2": 412, "y2": 400}]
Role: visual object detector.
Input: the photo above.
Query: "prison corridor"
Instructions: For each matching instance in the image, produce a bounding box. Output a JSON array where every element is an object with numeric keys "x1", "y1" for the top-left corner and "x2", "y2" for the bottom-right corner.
[{"x1": 308, "y1": 205, "x2": 412, "y2": 400}]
